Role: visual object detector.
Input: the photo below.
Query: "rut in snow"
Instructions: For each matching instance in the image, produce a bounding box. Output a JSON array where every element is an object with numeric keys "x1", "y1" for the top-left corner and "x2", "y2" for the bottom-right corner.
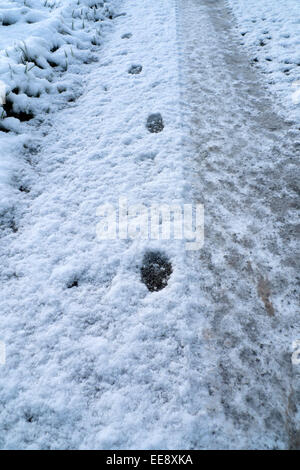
[
  {"x1": 0, "y1": 0, "x2": 191, "y2": 450},
  {"x1": 178, "y1": 0, "x2": 299, "y2": 450}
]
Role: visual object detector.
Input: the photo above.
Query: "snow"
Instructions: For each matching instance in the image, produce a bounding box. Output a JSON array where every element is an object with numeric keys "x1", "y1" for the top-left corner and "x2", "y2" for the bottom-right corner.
[
  {"x1": 227, "y1": 0, "x2": 300, "y2": 123},
  {"x1": 177, "y1": 0, "x2": 299, "y2": 450},
  {"x1": 0, "y1": 0, "x2": 115, "y2": 213},
  {"x1": 0, "y1": 0, "x2": 299, "y2": 450},
  {"x1": 0, "y1": 0, "x2": 195, "y2": 450}
]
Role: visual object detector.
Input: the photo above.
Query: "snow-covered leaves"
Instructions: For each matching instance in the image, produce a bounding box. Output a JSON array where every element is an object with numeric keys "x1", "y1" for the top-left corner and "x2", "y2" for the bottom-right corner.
[
  {"x1": 0, "y1": 1, "x2": 114, "y2": 128},
  {"x1": 141, "y1": 251, "x2": 173, "y2": 292}
]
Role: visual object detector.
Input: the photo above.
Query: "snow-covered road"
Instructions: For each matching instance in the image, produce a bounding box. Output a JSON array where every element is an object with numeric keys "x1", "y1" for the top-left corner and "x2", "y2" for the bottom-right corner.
[
  {"x1": 0, "y1": 0, "x2": 299, "y2": 450},
  {"x1": 178, "y1": 0, "x2": 299, "y2": 449}
]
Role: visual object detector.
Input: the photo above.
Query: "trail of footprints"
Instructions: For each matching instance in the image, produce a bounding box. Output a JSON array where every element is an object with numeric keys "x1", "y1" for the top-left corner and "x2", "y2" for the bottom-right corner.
[{"x1": 2, "y1": 23, "x2": 172, "y2": 292}]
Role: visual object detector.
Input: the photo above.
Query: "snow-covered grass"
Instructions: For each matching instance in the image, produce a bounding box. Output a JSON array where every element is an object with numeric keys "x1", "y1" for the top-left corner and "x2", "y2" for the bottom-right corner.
[
  {"x1": 0, "y1": 0, "x2": 115, "y2": 214},
  {"x1": 227, "y1": 0, "x2": 300, "y2": 124}
]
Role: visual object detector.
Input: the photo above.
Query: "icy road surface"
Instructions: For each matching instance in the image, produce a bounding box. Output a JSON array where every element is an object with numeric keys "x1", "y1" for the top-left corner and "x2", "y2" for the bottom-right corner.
[
  {"x1": 0, "y1": 0, "x2": 299, "y2": 450},
  {"x1": 178, "y1": 0, "x2": 299, "y2": 449}
]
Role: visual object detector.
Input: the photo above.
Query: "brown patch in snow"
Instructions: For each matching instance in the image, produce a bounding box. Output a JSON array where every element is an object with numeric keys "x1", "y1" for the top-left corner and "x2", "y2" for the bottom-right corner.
[{"x1": 257, "y1": 276, "x2": 275, "y2": 316}]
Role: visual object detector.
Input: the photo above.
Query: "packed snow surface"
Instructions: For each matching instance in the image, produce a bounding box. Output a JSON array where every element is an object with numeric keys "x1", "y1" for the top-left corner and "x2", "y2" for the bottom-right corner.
[{"x1": 0, "y1": 0, "x2": 299, "y2": 450}]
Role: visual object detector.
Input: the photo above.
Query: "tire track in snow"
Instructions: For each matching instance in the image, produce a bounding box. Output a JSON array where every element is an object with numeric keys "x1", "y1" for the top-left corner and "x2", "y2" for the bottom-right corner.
[{"x1": 177, "y1": 0, "x2": 300, "y2": 450}]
